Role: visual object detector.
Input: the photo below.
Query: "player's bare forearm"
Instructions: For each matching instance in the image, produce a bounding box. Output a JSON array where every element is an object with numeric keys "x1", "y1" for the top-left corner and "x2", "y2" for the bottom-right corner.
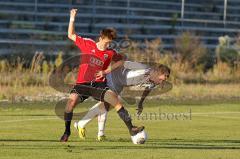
[
  {"x1": 139, "y1": 88, "x2": 151, "y2": 106},
  {"x1": 68, "y1": 9, "x2": 77, "y2": 42},
  {"x1": 104, "y1": 60, "x2": 124, "y2": 74},
  {"x1": 137, "y1": 88, "x2": 152, "y2": 115}
]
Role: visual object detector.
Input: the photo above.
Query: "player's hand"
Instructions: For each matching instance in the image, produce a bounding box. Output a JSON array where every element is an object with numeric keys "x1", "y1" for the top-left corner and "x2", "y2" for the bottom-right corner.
[
  {"x1": 70, "y1": 9, "x2": 78, "y2": 18},
  {"x1": 96, "y1": 71, "x2": 106, "y2": 79},
  {"x1": 136, "y1": 104, "x2": 143, "y2": 116}
]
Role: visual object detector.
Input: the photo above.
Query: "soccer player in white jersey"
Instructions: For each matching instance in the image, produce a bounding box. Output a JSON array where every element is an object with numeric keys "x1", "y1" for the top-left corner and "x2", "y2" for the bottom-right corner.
[{"x1": 74, "y1": 61, "x2": 171, "y2": 141}]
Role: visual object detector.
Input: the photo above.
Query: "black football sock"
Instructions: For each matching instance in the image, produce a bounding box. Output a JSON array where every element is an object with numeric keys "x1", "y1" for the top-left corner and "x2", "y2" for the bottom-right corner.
[
  {"x1": 64, "y1": 112, "x2": 73, "y2": 135},
  {"x1": 117, "y1": 107, "x2": 133, "y2": 134}
]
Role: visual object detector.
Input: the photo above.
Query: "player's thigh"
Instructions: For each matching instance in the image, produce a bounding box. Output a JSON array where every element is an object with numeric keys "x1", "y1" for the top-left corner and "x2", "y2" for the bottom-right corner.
[{"x1": 103, "y1": 90, "x2": 121, "y2": 107}]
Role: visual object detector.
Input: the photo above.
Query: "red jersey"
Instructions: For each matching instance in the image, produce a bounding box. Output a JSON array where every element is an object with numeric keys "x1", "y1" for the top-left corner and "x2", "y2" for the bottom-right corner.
[{"x1": 74, "y1": 35, "x2": 119, "y2": 84}]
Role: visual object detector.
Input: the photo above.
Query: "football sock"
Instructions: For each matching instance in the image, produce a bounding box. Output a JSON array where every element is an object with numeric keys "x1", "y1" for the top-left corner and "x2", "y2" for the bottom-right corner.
[
  {"x1": 64, "y1": 112, "x2": 73, "y2": 135},
  {"x1": 78, "y1": 102, "x2": 101, "y2": 128},
  {"x1": 98, "y1": 107, "x2": 108, "y2": 137},
  {"x1": 117, "y1": 107, "x2": 133, "y2": 133}
]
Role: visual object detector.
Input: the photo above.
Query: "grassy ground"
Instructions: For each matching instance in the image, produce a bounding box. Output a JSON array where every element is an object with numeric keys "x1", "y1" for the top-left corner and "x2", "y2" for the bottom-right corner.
[{"x1": 0, "y1": 101, "x2": 240, "y2": 159}]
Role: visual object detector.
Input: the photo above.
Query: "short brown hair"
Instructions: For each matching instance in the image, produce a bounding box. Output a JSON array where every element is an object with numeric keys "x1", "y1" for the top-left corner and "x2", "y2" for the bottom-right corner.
[
  {"x1": 100, "y1": 28, "x2": 117, "y2": 40},
  {"x1": 152, "y1": 64, "x2": 171, "y2": 77}
]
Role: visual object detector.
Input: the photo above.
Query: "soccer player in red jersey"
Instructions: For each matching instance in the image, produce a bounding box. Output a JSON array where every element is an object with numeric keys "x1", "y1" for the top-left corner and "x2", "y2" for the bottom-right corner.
[{"x1": 60, "y1": 9, "x2": 144, "y2": 142}]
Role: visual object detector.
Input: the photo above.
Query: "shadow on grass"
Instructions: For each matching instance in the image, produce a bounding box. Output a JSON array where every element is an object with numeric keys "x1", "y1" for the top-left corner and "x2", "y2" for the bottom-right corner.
[{"x1": 1, "y1": 138, "x2": 239, "y2": 150}]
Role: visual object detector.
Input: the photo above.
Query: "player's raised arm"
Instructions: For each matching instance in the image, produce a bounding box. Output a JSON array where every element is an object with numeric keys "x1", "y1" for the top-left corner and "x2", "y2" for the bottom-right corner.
[{"x1": 68, "y1": 9, "x2": 77, "y2": 42}]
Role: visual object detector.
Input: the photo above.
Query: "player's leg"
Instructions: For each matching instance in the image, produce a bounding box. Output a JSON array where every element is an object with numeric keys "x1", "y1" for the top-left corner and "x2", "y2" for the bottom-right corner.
[
  {"x1": 74, "y1": 101, "x2": 108, "y2": 140},
  {"x1": 75, "y1": 102, "x2": 104, "y2": 139},
  {"x1": 77, "y1": 102, "x2": 103, "y2": 128},
  {"x1": 97, "y1": 102, "x2": 109, "y2": 141},
  {"x1": 60, "y1": 93, "x2": 79, "y2": 142},
  {"x1": 97, "y1": 87, "x2": 123, "y2": 140},
  {"x1": 103, "y1": 90, "x2": 144, "y2": 136}
]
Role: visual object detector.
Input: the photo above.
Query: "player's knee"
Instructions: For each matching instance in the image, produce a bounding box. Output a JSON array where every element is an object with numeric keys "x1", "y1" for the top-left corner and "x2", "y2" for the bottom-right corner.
[
  {"x1": 98, "y1": 102, "x2": 105, "y2": 109},
  {"x1": 67, "y1": 98, "x2": 77, "y2": 110}
]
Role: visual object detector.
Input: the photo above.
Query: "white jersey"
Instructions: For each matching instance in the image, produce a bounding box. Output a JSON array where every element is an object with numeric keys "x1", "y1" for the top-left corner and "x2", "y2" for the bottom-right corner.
[{"x1": 106, "y1": 61, "x2": 155, "y2": 94}]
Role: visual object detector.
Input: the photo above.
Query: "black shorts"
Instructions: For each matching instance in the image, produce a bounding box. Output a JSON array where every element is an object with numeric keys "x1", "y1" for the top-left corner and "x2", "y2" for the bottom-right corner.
[{"x1": 70, "y1": 82, "x2": 109, "y2": 102}]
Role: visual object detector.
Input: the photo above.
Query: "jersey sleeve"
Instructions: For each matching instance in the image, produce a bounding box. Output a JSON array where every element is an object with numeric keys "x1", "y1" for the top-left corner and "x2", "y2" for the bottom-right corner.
[{"x1": 111, "y1": 51, "x2": 125, "y2": 62}]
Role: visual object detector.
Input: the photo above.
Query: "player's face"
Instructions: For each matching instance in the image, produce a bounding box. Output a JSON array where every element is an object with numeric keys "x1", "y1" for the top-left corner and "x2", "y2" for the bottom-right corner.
[
  {"x1": 152, "y1": 72, "x2": 169, "y2": 84},
  {"x1": 99, "y1": 37, "x2": 112, "y2": 48}
]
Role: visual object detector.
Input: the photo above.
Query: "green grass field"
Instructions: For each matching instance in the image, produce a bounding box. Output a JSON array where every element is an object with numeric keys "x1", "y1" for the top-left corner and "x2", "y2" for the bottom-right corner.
[{"x1": 0, "y1": 101, "x2": 240, "y2": 159}]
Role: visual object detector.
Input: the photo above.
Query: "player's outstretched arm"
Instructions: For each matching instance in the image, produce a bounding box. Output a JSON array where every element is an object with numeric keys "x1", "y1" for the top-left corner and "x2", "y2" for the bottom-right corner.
[
  {"x1": 96, "y1": 60, "x2": 124, "y2": 79},
  {"x1": 105, "y1": 60, "x2": 124, "y2": 74},
  {"x1": 136, "y1": 88, "x2": 152, "y2": 115},
  {"x1": 68, "y1": 9, "x2": 77, "y2": 42}
]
